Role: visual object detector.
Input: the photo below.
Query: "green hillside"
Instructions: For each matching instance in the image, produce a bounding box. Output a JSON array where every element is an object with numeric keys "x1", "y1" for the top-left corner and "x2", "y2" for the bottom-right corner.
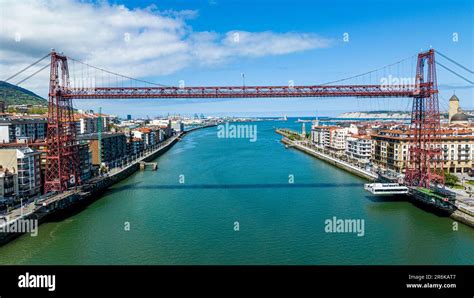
[{"x1": 0, "y1": 81, "x2": 47, "y2": 106}]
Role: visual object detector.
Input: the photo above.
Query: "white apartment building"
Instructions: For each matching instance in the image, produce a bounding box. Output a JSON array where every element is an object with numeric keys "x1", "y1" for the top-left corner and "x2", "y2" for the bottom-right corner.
[
  {"x1": 346, "y1": 135, "x2": 372, "y2": 165},
  {"x1": 311, "y1": 124, "x2": 358, "y2": 154},
  {"x1": 0, "y1": 167, "x2": 18, "y2": 204},
  {"x1": 132, "y1": 128, "x2": 157, "y2": 147},
  {"x1": 0, "y1": 148, "x2": 41, "y2": 198},
  {"x1": 75, "y1": 112, "x2": 118, "y2": 135},
  {"x1": 170, "y1": 120, "x2": 184, "y2": 133}
]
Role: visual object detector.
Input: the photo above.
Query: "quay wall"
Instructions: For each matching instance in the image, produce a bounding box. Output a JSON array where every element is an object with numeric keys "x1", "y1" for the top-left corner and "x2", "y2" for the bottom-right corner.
[
  {"x1": 0, "y1": 126, "x2": 212, "y2": 245},
  {"x1": 276, "y1": 129, "x2": 474, "y2": 228},
  {"x1": 279, "y1": 137, "x2": 377, "y2": 181}
]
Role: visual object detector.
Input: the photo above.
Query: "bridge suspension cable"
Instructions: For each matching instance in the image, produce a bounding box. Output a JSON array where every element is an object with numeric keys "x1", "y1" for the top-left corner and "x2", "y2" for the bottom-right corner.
[
  {"x1": 4, "y1": 53, "x2": 51, "y2": 83},
  {"x1": 319, "y1": 54, "x2": 417, "y2": 86},
  {"x1": 436, "y1": 61, "x2": 473, "y2": 85},
  {"x1": 15, "y1": 63, "x2": 51, "y2": 85},
  {"x1": 67, "y1": 56, "x2": 171, "y2": 87},
  {"x1": 436, "y1": 50, "x2": 473, "y2": 74}
]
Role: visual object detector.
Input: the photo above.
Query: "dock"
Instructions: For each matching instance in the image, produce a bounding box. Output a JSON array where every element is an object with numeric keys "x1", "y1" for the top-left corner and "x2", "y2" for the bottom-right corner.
[{"x1": 139, "y1": 161, "x2": 158, "y2": 170}]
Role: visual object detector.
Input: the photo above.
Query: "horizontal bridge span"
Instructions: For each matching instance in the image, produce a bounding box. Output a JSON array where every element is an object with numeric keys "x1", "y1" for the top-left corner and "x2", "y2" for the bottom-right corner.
[{"x1": 62, "y1": 84, "x2": 436, "y2": 99}]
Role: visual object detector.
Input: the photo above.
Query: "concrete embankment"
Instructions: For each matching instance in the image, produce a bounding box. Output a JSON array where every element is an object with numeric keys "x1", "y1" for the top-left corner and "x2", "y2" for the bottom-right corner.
[
  {"x1": 278, "y1": 135, "x2": 377, "y2": 181},
  {"x1": 451, "y1": 210, "x2": 474, "y2": 228},
  {"x1": 0, "y1": 126, "x2": 214, "y2": 245},
  {"x1": 276, "y1": 129, "x2": 474, "y2": 228}
]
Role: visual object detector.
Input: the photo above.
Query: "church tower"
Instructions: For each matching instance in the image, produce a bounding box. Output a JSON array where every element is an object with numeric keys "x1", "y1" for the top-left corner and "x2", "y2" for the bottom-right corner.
[{"x1": 448, "y1": 94, "x2": 460, "y2": 122}]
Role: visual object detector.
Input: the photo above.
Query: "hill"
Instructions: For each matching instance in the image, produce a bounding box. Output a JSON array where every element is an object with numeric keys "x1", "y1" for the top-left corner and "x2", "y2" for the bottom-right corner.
[{"x1": 0, "y1": 81, "x2": 47, "y2": 106}]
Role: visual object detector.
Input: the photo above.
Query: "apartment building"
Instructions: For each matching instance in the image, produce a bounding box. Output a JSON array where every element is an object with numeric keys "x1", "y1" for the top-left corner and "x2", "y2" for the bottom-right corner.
[
  {"x1": 311, "y1": 125, "x2": 336, "y2": 148},
  {"x1": 311, "y1": 124, "x2": 358, "y2": 155},
  {"x1": 76, "y1": 114, "x2": 99, "y2": 135},
  {"x1": 0, "y1": 167, "x2": 18, "y2": 205},
  {"x1": 0, "y1": 148, "x2": 41, "y2": 198},
  {"x1": 0, "y1": 117, "x2": 47, "y2": 143},
  {"x1": 346, "y1": 135, "x2": 372, "y2": 165},
  {"x1": 371, "y1": 128, "x2": 474, "y2": 173},
  {"x1": 128, "y1": 138, "x2": 145, "y2": 156},
  {"x1": 78, "y1": 142, "x2": 92, "y2": 182},
  {"x1": 132, "y1": 127, "x2": 156, "y2": 147},
  {"x1": 170, "y1": 120, "x2": 184, "y2": 133},
  {"x1": 78, "y1": 132, "x2": 127, "y2": 167},
  {"x1": 74, "y1": 111, "x2": 118, "y2": 135}
]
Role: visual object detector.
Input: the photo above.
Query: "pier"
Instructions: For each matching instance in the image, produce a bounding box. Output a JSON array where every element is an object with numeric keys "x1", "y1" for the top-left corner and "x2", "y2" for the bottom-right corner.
[{"x1": 139, "y1": 162, "x2": 158, "y2": 171}]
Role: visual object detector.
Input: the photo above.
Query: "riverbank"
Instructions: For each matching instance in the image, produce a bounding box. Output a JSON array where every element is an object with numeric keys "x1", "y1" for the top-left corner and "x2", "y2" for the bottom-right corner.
[
  {"x1": 276, "y1": 129, "x2": 474, "y2": 228},
  {"x1": 0, "y1": 125, "x2": 215, "y2": 245},
  {"x1": 276, "y1": 129, "x2": 378, "y2": 181},
  {"x1": 1, "y1": 119, "x2": 474, "y2": 265}
]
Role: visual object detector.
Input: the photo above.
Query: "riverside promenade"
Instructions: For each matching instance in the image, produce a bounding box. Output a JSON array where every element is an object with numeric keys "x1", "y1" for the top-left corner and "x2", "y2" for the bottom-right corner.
[
  {"x1": 0, "y1": 125, "x2": 215, "y2": 244},
  {"x1": 276, "y1": 129, "x2": 474, "y2": 228},
  {"x1": 275, "y1": 129, "x2": 378, "y2": 181}
]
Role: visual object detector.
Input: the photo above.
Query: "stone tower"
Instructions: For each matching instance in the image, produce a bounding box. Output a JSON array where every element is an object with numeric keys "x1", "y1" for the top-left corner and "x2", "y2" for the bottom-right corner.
[{"x1": 448, "y1": 94, "x2": 460, "y2": 122}]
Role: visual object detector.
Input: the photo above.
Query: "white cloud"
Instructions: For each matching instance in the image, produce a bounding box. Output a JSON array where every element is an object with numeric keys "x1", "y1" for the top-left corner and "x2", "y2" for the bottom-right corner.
[{"x1": 0, "y1": 0, "x2": 332, "y2": 96}]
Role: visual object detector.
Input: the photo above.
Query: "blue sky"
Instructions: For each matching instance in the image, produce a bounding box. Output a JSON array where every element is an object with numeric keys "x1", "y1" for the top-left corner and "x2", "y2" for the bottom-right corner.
[{"x1": 2, "y1": 0, "x2": 473, "y2": 117}]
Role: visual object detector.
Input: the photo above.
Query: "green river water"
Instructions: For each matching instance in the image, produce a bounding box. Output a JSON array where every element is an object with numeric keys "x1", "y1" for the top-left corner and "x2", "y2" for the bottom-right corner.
[{"x1": 0, "y1": 120, "x2": 473, "y2": 265}]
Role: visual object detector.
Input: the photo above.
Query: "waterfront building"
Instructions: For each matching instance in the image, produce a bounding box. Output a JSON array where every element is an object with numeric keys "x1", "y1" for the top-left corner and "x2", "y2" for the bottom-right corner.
[
  {"x1": 346, "y1": 135, "x2": 372, "y2": 166},
  {"x1": 132, "y1": 127, "x2": 156, "y2": 147},
  {"x1": 78, "y1": 132, "x2": 127, "y2": 167},
  {"x1": 75, "y1": 113, "x2": 99, "y2": 135},
  {"x1": 371, "y1": 129, "x2": 417, "y2": 174},
  {"x1": 170, "y1": 120, "x2": 184, "y2": 133},
  {"x1": 128, "y1": 137, "x2": 144, "y2": 156},
  {"x1": 156, "y1": 129, "x2": 165, "y2": 142},
  {"x1": 0, "y1": 167, "x2": 18, "y2": 205},
  {"x1": 149, "y1": 119, "x2": 173, "y2": 137},
  {"x1": 311, "y1": 125, "x2": 336, "y2": 149},
  {"x1": 74, "y1": 111, "x2": 118, "y2": 135},
  {"x1": 144, "y1": 126, "x2": 166, "y2": 142},
  {"x1": 78, "y1": 142, "x2": 92, "y2": 182},
  {"x1": 0, "y1": 117, "x2": 47, "y2": 143},
  {"x1": 311, "y1": 124, "x2": 358, "y2": 155},
  {"x1": 371, "y1": 128, "x2": 474, "y2": 174},
  {"x1": 0, "y1": 148, "x2": 41, "y2": 198}
]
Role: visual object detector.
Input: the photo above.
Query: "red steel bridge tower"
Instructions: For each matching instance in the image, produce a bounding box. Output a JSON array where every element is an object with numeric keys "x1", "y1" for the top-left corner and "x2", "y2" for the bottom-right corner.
[
  {"x1": 405, "y1": 49, "x2": 444, "y2": 188},
  {"x1": 44, "y1": 50, "x2": 81, "y2": 193},
  {"x1": 43, "y1": 49, "x2": 445, "y2": 193}
]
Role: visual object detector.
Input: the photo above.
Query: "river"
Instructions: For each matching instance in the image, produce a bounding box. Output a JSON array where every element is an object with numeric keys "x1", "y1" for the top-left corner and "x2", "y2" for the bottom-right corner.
[{"x1": 0, "y1": 120, "x2": 473, "y2": 265}]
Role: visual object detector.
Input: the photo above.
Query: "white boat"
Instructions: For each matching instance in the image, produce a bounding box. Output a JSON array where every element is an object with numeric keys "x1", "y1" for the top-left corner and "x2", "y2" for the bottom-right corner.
[
  {"x1": 296, "y1": 118, "x2": 312, "y2": 123},
  {"x1": 364, "y1": 183, "x2": 409, "y2": 195}
]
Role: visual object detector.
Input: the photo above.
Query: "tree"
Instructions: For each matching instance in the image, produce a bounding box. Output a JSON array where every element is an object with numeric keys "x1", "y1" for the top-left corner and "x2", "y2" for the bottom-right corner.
[{"x1": 444, "y1": 172, "x2": 459, "y2": 187}]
